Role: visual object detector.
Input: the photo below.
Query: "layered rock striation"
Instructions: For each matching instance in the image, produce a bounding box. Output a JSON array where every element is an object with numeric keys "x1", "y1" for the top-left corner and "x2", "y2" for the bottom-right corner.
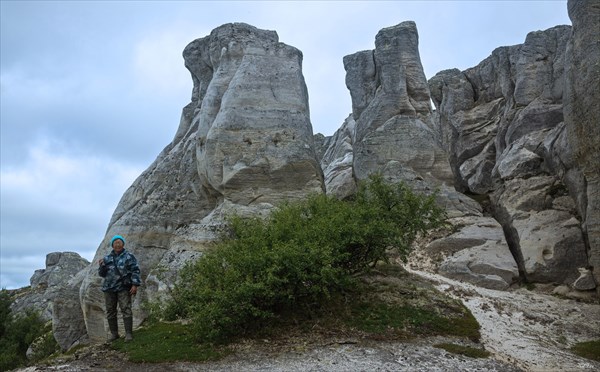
[
  {"x1": 428, "y1": 2, "x2": 597, "y2": 288},
  {"x1": 322, "y1": 21, "x2": 518, "y2": 290},
  {"x1": 563, "y1": 0, "x2": 600, "y2": 289},
  {"x1": 46, "y1": 0, "x2": 598, "y2": 350},
  {"x1": 59, "y1": 23, "x2": 324, "y2": 345}
]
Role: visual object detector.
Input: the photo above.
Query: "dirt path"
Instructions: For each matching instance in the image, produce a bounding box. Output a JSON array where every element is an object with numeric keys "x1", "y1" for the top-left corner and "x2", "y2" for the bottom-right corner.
[
  {"x1": 20, "y1": 338, "x2": 521, "y2": 372},
  {"x1": 408, "y1": 269, "x2": 600, "y2": 371}
]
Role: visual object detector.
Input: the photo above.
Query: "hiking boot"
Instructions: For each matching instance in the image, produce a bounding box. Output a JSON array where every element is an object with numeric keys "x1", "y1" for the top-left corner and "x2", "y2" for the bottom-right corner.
[
  {"x1": 124, "y1": 317, "x2": 133, "y2": 342},
  {"x1": 107, "y1": 318, "x2": 119, "y2": 342}
]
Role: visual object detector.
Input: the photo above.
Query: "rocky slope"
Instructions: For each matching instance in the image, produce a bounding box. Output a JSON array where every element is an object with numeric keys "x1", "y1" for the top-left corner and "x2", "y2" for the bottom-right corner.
[{"x1": 16, "y1": 266, "x2": 600, "y2": 371}]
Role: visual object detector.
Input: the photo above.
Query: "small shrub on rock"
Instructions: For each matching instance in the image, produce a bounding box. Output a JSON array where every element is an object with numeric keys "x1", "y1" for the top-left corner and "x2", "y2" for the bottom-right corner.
[
  {"x1": 165, "y1": 175, "x2": 446, "y2": 344},
  {"x1": 0, "y1": 290, "x2": 56, "y2": 370}
]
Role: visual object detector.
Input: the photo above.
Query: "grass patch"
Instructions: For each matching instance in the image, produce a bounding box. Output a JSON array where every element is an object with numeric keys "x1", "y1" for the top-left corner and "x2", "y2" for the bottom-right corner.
[
  {"x1": 434, "y1": 343, "x2": 490, "y2": 358},
  {"x1": 340, "y1": 264, "x2": 481, "y2": 342},
  {"x1": 345, "y1": 301, "x2": 480, "y2": 340},
  {"x1": 571, "y1": 339, "x2": 600, "y2": 362},
  {"x1": 110, "y1": 322, "x2": 226, "y2": 363},
  {"x1": 122, "y1": 264, "x2": 482, "y2": 364}
]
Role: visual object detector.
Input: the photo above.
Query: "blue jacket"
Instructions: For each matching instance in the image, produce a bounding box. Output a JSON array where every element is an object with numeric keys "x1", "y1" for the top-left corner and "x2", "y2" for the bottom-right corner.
[{"x1": 99, "y1": 249, "x2": 141, "y2": 292}]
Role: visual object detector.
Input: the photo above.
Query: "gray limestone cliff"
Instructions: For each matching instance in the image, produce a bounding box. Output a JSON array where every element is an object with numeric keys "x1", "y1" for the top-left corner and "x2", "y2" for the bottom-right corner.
[
  {"x1": 57, "y1": 23, "x2": 324, "y2": 345},
  {"x1": 428, "y1": 0, "x2": 598, "y2": 290},
  {"x1": 45, "y1": 0, "x2": 598, "y2": 351},
  {"x1": 323, "y1": 21, "x2": 517, "y2": 291},
  {"x1": 564, "y1": 0, "x2": 600, "y2": 290}
]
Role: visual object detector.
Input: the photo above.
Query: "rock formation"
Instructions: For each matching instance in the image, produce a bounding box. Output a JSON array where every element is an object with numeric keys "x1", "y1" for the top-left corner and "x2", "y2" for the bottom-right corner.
[
  {"x1": 69, "y1": 23, "x2": 324, "y2": 344},
  {"x1": 44, "y1": 0, "x2": 597, "y2": 350},
  {"x1": 322, "y1": 21, "x2": 518, "y2": 290},
  {"x1": 10, "y1": 252, "x2": 89, "y2": 322},
  {"x1": 8, "y1": 252, "x2": 90, "y2": 351},
  {"x1": 563, "y1": 0, "x2": 600, "y2": 289},
  {"x1": 319, "y1": 114, "x2": 356, "y2": 199},
  {"x1": 428, "y1": 14, "x2": 595, "y2": 288},
  {"x1": 335, "y1": 22, "x2": 484, "y2": 223},
  {"x1": 344, "y1": 22, "x2": 452, "y2": 186}
]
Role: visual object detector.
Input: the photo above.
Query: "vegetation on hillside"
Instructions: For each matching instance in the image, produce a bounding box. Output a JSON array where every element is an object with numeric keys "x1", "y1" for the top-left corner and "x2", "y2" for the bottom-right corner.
[
  {"x1": 157, "y1": 175, "x2": 447, "y2": 344},
  {"x1": 571, "y1": 339, "x2": 600, "y2": 362},
  {"x1": 0, "y1": 289, "x2": 59, "y2": 371},
  {"x1": 119, "y1": 263, "x2": 482, "y2": 363}
]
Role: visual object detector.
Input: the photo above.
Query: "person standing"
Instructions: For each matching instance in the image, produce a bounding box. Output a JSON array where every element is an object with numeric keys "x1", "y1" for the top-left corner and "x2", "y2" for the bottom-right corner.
[{"x1": 98, "y1": 235, "x2": 141, "y2": 342}]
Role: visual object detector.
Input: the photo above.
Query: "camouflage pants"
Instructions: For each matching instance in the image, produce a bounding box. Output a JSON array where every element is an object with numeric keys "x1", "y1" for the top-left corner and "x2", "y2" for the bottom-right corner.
[{"x1": 104, "y1": 290, "x2": 132, "y2": 320}]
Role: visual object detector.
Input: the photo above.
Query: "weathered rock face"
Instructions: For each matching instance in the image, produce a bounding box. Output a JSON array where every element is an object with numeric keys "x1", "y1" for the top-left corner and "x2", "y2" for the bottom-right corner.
[
  {"x1": 52, "y1": 269, "x2": 89, "y2": 351},
  {"x1": 318, "y1": 21, "x2": 516, "y2": 291},
  {"x1": 338, "y1": 21, "x2": 481, "y2": 219},
  {"x1": 432, "y1": 216, "x2": 519, "y2": 290},
  {"x1": 64, "y1": 22, "x2": 324, "y2": 345},
  {"x1": 10, "y1": 252, "x2": 89, "y2": 322},
  {"x1": 188, "y1": 24, "x2": 323, "y2": 206},
  {"x1": 50, "y1": 2, "x2": 598, "y2": 349},
  {"x1": 318, "y1": 21, "x2": 515, "y2": 291},
  {"x1": 564, "y1": 0, "x2": 600, "y2": 290},
  {"x1": 345, "y1": 22, "x2": 453, "y2": 186},
  {"x1": 319, "y1": 114, "x2": 356, "y2": 199},
  {"x1": 7, "y1": 252, "x2": 89, "y2": 351},
  {"x1": 429, "y1": 18, "x2": 595, "y2": 288}
]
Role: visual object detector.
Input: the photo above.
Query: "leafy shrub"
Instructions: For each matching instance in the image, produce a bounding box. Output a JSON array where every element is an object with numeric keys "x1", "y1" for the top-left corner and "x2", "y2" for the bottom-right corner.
[
  {"x1": 164, "y1": 175, "x2": 446, "y2": 344},
  {"x1": 0, "y1": 289, "x2": 56, "y2": 370},
  {"x1": 351, "y1": 174, "x2": 446, "y2": 265}
]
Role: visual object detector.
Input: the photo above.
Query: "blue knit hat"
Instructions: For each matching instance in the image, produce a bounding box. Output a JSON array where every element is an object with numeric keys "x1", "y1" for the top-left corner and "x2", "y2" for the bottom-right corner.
[{"x1": 110, "y1": 235, "x2": 125, "y2": 247}]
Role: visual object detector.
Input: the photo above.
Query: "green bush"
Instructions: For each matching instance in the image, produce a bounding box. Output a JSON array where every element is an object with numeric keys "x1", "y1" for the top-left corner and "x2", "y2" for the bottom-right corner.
[
  {"x1": 164, "y1": 175, "x2": 446, "y2": 344},
  {"x1": 352, "y1": 174, "x2": 446, "y2": 265},
  {"x1": 0, "y1": 289, "x2": 56, "y2": 370}
]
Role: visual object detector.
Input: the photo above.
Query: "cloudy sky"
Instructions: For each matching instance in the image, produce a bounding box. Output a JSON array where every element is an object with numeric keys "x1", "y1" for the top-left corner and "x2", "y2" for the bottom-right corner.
[{"x1": 1, "y1": 0, "x2": 570, "y2": 289}]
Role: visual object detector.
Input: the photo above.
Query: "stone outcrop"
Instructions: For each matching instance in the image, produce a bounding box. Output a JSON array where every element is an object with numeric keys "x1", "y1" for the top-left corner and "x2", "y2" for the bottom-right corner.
[
  {"x1": 345, "y1": 22, "x2": 452, "y2": 186},
  {"x1": 48, "y1": 0, "x2": 598, "y2": 350},
  {"x1": 52, "y1": 269, "x2": 89, "y2": 351},
  {"x1": 428, "y1": 17, "x2": 595, "y2": 288},
  {"x1": 564, "y1": 0, "x2": 600, "y2": 289},
  {"x1": 64, "y1": 22, "x2": 324, "y2": 345},
  {"x1": 7, "y1": 252, "x2": 89, "y2": 351},
  {"x1": 433, "y1": 216, "x2": 519, "y2": 290},
  {"x1": 10, "y1": 252, "x2": 89, "y2": 322},
  {"x1": 319, "y1": 114, "x2": 356, "y2": 199},
  {"x1": 335, "y1": 22, "x2": 482, "y2": 218},
  {"x1": 323, "y1": 21, "x2": 516, "y2": 290}
]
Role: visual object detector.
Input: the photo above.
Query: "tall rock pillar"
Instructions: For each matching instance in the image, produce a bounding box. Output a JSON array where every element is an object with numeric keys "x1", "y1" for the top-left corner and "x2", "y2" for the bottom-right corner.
[
  {"x1": 564, "y1": 0, "x2": 600, "y2": 290},
  {"x1": 346, "y1": 22, "x2": 453, "y2": 186},
  {"x1": 71, "y1": 23, "x2": 324, "y2": 344}
]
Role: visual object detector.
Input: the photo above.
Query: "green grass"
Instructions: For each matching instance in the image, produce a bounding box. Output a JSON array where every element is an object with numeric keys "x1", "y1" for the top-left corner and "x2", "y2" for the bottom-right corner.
[
  {"x1": 111, "y1": 264, "x2": 482, "y2": 364},
  {"x1": 110, "y1": 322, "x2": 226, "y2": 363},
  {"x1": 571, "y1": 339, "x2": 600, "y2": 362},
  {"x1": 338, "y1": 264, "x2": 481, "y2": 342},
  {"x1": 434, "y1": 343, "x2": 490, "y2": 358},
  {"x1": 345, "y1": 302, "x2": 480, "y2": 340}
]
